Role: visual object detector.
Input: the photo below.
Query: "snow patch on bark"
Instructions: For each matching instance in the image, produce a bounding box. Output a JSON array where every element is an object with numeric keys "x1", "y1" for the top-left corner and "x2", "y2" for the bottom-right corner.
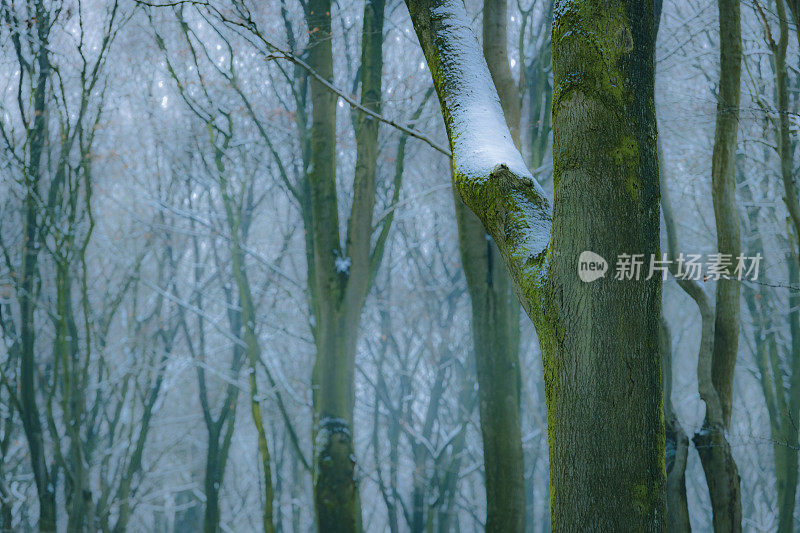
[
  {"x1": 431, "y1": 1, "x2": 537, "y2": 187},
  {"x1": 429, "y1": 0, "x2": 551, "y2": 261},
  {"x1": 315, "y1": 416, "x2": 351, "y2": 460}
]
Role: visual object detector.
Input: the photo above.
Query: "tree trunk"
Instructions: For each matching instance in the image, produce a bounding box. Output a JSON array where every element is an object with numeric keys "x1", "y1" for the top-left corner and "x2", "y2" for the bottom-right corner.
[
  {"x1": 709, "y1": 0, "x2": 743, "y2": 431},
  {"x1": 694, "y1": 1, "x2": 743, "y2": 530},
  {"x1": 18, "y1": 33, "x2": 57, "y2": 533},
  {"x1": 768, "y1": 3, "x2": 800, "y2": 529},
  {"x1": 306, "y1": 13, "x2": 349, "y2": 522},
  {"x1": 775, "y1": 419, "x2": 799, "y2": 533},
  {"x1": 659, "y1": 319, "x2": 691, "y2": 532},
  {"x1": 523, "y1": 2, "x2": 553, "y2": 173},
  {"x1": 20, "y1": 191, "x2": 57, "y2": 533},
  {"x1": 653, "y1": 4, "x2": 689, "y2": 524},
  {"x1": 455, "y1": 202, "x2": 525, "y2": 533},
  {"x1": 307, "y1": 0, "x2": 386, "y2": 530},
  {"x1": 547, "y1": 2, "x2": 664, "y2": 528},
  {"x1": 406, "y1": 0, "x2": 665, "y2": 530},
  {"x1": 781, "y1": 253, "x2": 800, "y2": 533},
  {"x1": 203, "y1": 431, "x2": 224, "y2": 532},
  {"x1": 659, "y1": 147, "x2": 694, "y2": 533},
  {"x1": 451, "y1": 2, "x2": 526, "y2": 530}
]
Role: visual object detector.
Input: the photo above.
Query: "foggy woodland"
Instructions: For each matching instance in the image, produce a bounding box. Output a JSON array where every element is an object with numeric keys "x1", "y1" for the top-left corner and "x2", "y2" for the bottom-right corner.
[{"x1": 1, "y1": 0, "x2": 799, "y2": 531}]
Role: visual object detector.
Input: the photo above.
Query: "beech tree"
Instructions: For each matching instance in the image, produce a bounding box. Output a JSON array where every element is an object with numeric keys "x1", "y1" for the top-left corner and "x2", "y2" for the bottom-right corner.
[
  {"x1": 3, "y1": 0, "x2": 799, "y2": 530},
  {"x1": 407, "y1": 0, "x2": 665, "y2": 529}
]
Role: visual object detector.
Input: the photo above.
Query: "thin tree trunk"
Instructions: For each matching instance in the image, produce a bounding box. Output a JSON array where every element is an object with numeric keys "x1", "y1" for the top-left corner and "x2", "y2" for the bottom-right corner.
[
  {"x1": 693, "y1": 1, "x2": 743, "y2": 530},
  {"x1": 659, "y1": 144, "x2": 694, "y2": 533},
  {"x1": 776, "y1": 0, "x2": 800, "y2": 254},
  {"x1": 652, "y1": 7, "x2": 690, "y2": 528},
  {"x1": 455, "y1": 201, "x2": 525, "y2": 532},
  {"x1": 781, "y1": 254, "x2": 800, "y2": 533},
  {"x1": 659, "y1": 318, "x2": 691, "y2": 532},
  {"x1": 306, "y1": 0, "x2": 354, "y2": 520},
  {"x1": 449, "y1": 2, "x2": 526, "y2": 530},
  {"x1": 228, "y1": 212, "x2": 275, "y2": 533},
  {"x1": 523, "y1": 1, "x2": 553, "y2": 173},
  {"x1": 18, "y1": 21, "x2": 57, "y2": 530},
  {"x1": 709, "y1": 0, "x2": 743, "y2": 431},
  {"x1": 758, "y1": 2, "x2": 800, "y2": 529},
  {"x1": 0, "y1": 417, "x2": 14, "y2": 531}
]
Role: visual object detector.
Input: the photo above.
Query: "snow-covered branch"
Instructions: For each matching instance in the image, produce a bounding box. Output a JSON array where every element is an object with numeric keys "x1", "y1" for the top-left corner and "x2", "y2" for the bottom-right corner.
[{"x1": 405, "y1": 0, "x2": 552, "y2": 314}]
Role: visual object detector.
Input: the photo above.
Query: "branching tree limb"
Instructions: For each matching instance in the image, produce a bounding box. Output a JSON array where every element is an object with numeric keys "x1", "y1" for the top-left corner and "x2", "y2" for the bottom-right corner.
[
  {"x1": 407, "y1": 1, "x2": 665, "y2": 530},
  {"x1": 406, "y1": 0, "x2": 552, "y2": 323}
]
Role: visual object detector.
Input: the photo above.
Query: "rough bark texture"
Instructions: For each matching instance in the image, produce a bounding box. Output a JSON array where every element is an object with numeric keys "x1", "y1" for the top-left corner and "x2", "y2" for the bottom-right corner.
[
  {"x1": 451, "y1": 0, "x2": 526, "y2": 530},
  {"x1": 694, "y1": 1, "x2": 743, "y2": 530},
  {"x1": 548, "y1": 2, "x2": 664, "y2": 529},
  {"x1": 406, "y1": 0, "x2": 665, "y2": 530}
]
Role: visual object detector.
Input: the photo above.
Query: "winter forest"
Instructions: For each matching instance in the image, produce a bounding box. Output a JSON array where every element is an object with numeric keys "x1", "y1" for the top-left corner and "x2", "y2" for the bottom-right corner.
[{"x1": 2, "y1": 0, "x2": 800, "y2": 531}]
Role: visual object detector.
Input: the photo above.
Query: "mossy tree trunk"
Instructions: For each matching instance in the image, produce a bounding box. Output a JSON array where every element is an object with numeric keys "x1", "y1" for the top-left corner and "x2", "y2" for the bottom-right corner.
[
  {"x1": 406, "y1": 0, "x2": 665, "y2": 530},
  {"x1": 453, "y1": 0, "x2": 525, "y2": 530},
  {"x1": 547, "y1": 2, "x2": 664, "y2": 528}
]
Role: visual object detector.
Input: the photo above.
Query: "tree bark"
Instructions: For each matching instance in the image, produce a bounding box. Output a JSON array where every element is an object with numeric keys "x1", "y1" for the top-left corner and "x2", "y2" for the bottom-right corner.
[
  {"x1": 406, "y1": 0, "x2": 665, "y2": 530},
  {"x1": 307, "y1": 0, "x2": 387, "y2": 530},
  {"x1": 659, "y1": 148, "x2": 695, "y2": 533},
  {"x1": 694, "y1": 1, "x2": 744, "y2": 530},
  {"x1": 659, "y1": 319, "x2": 691, "y2": 532},
  {"x1": 709, "y1": 0, "x2": 743, "y2": 430},
  {"x1": 779, "y1": 254, "x2": 800, "y2": 533},
  {"x1": 305, "y1": 0, "x2": 356, "y2": 529},
  {"x1": 451, "y1": 1, "x2": 526, "y2": 530},
  {"x1": 455, "y1": 202, "x2": 525, "y2": 533},
  {"x1": 761, "y1": 3, "x2": 800, "y2": 529}
]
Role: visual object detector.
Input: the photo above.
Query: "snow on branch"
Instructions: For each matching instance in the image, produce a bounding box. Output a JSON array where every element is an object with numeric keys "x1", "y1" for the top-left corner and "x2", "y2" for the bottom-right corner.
[{"x1": 406, "y1": 0, "x2": 552, "y2": 304}]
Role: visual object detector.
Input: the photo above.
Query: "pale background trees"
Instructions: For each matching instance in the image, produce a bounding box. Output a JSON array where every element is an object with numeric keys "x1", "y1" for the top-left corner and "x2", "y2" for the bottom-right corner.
[{"x1": 0, "y1": 0, "x2": 798, "y2": 531}]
